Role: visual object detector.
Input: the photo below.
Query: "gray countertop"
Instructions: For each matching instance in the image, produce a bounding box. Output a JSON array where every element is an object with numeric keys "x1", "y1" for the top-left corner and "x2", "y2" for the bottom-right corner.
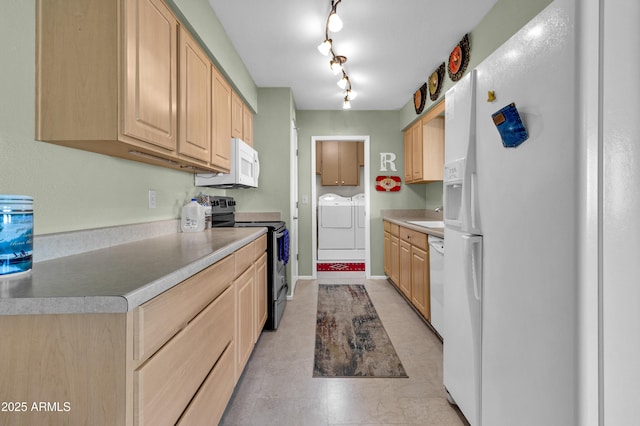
[
  {"x1": 0, "y1": 227, "x2": 266, "y2": 315},
  {"x1": 382, "y1": 209, "x2": 445, "y2": 238}
]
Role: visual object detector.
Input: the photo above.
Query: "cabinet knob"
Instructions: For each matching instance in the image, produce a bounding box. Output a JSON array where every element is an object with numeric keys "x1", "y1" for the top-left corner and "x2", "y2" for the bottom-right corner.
[{"x1": 335, "y1": 181, "x2": 338, "y2": 184}]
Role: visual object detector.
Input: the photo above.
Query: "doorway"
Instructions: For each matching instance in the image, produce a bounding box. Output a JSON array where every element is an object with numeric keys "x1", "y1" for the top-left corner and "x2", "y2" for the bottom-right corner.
[{"x1": 311, "y1": 136, "x2": 370, "y2": 279}]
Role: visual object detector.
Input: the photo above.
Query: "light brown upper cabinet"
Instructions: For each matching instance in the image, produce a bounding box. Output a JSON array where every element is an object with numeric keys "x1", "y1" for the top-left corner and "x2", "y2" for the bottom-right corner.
[
  {"x1": 319, "y1": 141, "x2": 361, "y2": 186},
  {"x1": 231, "y1": 91, "x2": 244, "y2": 140},
  {"x1": 231, "y1": 91, "x2": 254, "y2": 146},
  {"x1": 403, "y1": 99, "x2": 445, "y2": 183},
  {"x1": 212, "y1": 67, "x2": 232, "y2": 172},
  {"x1": 179, "y1": 26, "x2": 211, "y2": 165},
  {"x1": 242, "y1": 104, "x2": 254, "y2": 146},
  {"x1": 36, "y1": 0, "x2": 237, "y2": 174}
]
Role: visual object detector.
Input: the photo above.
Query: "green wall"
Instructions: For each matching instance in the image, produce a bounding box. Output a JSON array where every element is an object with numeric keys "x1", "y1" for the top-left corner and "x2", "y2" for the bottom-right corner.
[
  {"x1": 295, "y1": 110, "x2": 431, "y2": 276},
  {"x1": 228, "y1": 88, "x2": 293, "y2": 219}
]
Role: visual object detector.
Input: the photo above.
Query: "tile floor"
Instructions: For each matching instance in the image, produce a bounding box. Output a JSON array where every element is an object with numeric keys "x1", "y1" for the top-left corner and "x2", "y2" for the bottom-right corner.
[{"x1": 220, "y1": 278, "x2": 469, "y2": 426}]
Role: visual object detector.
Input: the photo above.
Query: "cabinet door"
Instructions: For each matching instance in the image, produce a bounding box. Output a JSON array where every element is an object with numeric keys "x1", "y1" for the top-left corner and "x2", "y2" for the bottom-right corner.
[
  {"x1": 399, "y1": 239, "x2": 412, "y2": 299},
  {"x1": 178, "y1": 27, "x2": 211, "y2": 163},
  {"x1": 422, "y1": 116, "x2": 445, "y2": 181},
  {"x1": 411, "y1": 245, "x2": 430, "y2": 320},
  {"x1": 339, "y1": 142, "x2": 359, "y2": 185},
  {"x1": 403, "y1": 129, "x2": 412, "y2": 183},
  {"x1": 242, "y1": 104, "x2": 253, "y2": 146},
  {"x1": 390, "y1": 234, "x2": 400, "y2": 285},
  {"x1": 235, "y1": 265, "x2": 255, "y2": 376},
  {"x1": 384, "y1": 231, "x2": 391, "y2": 276},
  {"x1": 255, "y1": 252, "x2": 267, "y2": 341},
  {"x1": 123, "y1": 0, "x2": 177, "y2": 151},
  {"x1": 231, "y1": 91, "x2": 243, "y2": 139},
  {"x1": 212, "y1": 67, "x2": 232, "y2": 171},
  {"x1": 321, "y1": 141, "x2": 341, "y2": 186},
  {"x1": 411, "y1": 121, "x2": 423, "y2": 181}
]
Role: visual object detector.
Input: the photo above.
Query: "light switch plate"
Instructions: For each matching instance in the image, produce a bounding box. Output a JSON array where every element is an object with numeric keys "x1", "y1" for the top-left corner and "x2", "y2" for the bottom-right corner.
[{"x1": 148, "y1": 189, "x2": 156, "y2": 209}]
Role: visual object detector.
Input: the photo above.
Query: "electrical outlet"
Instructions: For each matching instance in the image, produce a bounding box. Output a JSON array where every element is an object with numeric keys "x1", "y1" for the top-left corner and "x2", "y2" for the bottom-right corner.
[{"x1": 148, "y1": 189, "x2": 156, "y2": 209}]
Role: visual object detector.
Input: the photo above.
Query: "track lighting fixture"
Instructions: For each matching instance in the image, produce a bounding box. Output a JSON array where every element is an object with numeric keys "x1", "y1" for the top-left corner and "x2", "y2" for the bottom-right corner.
[{"x1": 319, "y1": 0, "x2": 356, "y2": 109}]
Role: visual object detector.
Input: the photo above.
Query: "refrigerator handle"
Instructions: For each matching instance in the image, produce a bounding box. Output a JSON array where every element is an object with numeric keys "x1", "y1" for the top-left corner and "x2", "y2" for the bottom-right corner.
[
  {"x1": 470, "y1": 172, "x2": 478, "y2": 231},
  {"x1": 462, "y1": 235, "x2": 483, "y2": 301}
]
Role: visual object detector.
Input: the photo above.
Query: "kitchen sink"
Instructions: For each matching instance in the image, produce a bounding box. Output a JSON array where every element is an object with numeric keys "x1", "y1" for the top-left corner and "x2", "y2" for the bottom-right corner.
[{"x1": 408, "y1": 220, "x2": 445, "y2": 228}]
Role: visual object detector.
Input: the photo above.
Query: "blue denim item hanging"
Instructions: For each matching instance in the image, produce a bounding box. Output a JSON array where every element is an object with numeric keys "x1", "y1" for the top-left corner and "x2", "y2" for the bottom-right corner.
[{"x1": 492, "y1": 103, "x2": 529, "y2": 148}]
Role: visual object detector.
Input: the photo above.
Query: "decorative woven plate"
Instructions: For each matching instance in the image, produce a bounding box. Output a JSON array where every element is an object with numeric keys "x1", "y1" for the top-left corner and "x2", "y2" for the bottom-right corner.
[
  {"x1": 414, "y1": 83, "x2": 427, "y2": 114},
  {"x1": 428, "y1": 63, "x2": 445, "y2": 101},
  {"x1": 448, "y1": 34, "x2": 470, "y2": 81}
]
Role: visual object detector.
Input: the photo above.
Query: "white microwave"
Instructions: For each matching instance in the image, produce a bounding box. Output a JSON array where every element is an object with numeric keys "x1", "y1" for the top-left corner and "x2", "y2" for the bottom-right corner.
[{"x1": 195, "y1": 139, "x2": 260, "y2": 188}]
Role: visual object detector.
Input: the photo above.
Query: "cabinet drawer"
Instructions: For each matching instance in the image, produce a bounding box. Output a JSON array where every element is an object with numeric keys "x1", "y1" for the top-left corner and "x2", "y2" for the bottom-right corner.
[
  {"x1": 235, "y1": 241, "x2": 255, "y2": 276},
  {"x1": 178, "y1": 341, "x2": 235, "y2": 425},
  {"x1": 399, "y1": 227, "x2": 428, "y2": 250},
  {"x1": 255, "y1": 234, "x2": 267, "y2": 259},
  {"x1": 134, "y1": 254, "x2": 234, "y2": 360},
  {"x1": 135, "y1": 285, "x2": 233, "y2": 426},
  {"x1": 389, "y1": 222, "x2": 399, "y2": 236}
]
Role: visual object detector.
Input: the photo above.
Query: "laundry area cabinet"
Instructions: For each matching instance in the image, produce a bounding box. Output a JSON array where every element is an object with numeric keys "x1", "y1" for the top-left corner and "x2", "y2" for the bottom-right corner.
[{"x1": 318, "y1": 140, "x2": 361, "y2": 186}]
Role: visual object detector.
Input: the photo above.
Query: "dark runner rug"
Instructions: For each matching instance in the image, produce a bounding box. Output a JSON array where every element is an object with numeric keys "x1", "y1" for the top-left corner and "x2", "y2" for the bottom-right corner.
[{"x1": 313, "y1": 284, "x2": 408, "y2": 378}]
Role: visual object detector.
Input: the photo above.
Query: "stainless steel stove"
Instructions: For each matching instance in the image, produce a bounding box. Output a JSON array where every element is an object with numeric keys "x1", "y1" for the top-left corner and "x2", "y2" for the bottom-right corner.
[{"x1": 211, "y1": 196, "x2": 287, "y2": 330}]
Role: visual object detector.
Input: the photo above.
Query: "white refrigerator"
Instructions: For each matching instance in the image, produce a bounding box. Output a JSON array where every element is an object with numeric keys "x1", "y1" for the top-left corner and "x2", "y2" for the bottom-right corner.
[{"x1": 443, "y1": 1, "x2": 583, "y2": 425}]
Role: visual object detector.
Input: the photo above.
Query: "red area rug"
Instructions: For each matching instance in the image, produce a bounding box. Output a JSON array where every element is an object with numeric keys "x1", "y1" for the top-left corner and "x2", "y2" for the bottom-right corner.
[{"x1": 317, "y1": 262, "x2": 365, "y2": 272}]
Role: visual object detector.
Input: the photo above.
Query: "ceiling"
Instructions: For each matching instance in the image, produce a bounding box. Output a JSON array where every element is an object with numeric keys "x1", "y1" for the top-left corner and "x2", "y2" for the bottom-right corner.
[{"x1": 208, "y1": 0, "x2": 498, "y2": 111}]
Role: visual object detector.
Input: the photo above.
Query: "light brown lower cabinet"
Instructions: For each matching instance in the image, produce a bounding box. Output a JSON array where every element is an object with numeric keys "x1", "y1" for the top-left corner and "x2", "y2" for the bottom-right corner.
[
  {"x1": 383, "y1": 221, "x2": 400, "y2": 285},
  {"x1": 0, "y1": 233, "x2": 267, "y2": 426},
  {"x1": 384, "y1": 220, "x2": 431, "y2": 321}
]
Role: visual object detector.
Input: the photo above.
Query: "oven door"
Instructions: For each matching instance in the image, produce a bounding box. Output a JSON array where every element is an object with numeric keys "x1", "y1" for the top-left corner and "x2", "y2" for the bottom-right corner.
[{"x1": 270, "y1": 225, "x2": 288, "y2": 330}]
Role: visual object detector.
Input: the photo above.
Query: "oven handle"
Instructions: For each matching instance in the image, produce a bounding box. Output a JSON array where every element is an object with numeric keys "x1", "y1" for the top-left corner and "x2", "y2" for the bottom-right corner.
[
  {"x1": 275, "y1": 229, "x2": 287, "y2": 239},
  {"x1": 276, "y1": 283, "x2": 289, "y2": 299}
]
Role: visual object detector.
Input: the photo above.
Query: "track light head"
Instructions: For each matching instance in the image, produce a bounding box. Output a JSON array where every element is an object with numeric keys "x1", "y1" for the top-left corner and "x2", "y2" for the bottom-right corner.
[
  {"x1": 342, "y1": 95, "x2": 351, "y2": 109},
  {"x1": 330, "y1": 55, "x2": 347, "y2": 75},
  {"x1": 337, "y1": 74, "x2": 349, "y2": 89},
  {"x1": 328, "y1": 12, "x2": 343, "y2": 32},
  {"x1": 317, "y1": 39, "x2": 332, "y2": 56}
]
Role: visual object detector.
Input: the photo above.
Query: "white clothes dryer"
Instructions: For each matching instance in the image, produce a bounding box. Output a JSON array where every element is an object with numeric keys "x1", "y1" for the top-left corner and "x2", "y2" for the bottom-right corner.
[
  {"x1": 352, "y1": 193, "x2": 365, "y2": 249},
  {"x1": 318, "y1": 193, "x2": 355, "y2": 252}
]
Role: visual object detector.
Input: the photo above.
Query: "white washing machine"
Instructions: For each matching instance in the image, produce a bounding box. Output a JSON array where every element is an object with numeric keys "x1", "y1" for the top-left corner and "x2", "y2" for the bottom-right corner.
[
  {"x1": 318, "y1": 194, "x2": 355, "y2": 259},
  {"x1": 352, "y1": 193, "x2": 365, "y2": 249}
]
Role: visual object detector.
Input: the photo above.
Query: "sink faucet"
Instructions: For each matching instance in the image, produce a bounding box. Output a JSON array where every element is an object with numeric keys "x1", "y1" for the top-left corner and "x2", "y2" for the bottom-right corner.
[{"x1": 435, "y1": 206, "x2": 443, "y2": 212}]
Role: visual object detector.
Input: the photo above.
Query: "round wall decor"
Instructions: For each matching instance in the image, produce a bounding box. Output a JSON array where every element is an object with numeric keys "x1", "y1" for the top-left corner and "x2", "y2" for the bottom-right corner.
[
  {"x1": 414, "y1": 83, "x2": 427, "y2": 114},
  {"x1": 428, "y1": 63, "x2": 445, "y2": 101},
  {"x1": 448, "y1": 34, "x2": 470, "y2": 81}
]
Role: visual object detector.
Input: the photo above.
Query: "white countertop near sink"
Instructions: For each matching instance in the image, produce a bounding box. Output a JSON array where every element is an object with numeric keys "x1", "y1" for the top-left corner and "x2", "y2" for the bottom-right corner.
[{"x1": 407, "y1": 220, "x2": 445, "y2": 229}]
